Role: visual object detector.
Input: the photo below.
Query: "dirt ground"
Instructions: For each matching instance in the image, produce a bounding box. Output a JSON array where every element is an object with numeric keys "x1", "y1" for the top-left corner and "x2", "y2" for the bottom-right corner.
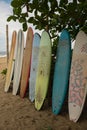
[{"x1": 0, "y1": 57, "x2": 87, "y2": 130}]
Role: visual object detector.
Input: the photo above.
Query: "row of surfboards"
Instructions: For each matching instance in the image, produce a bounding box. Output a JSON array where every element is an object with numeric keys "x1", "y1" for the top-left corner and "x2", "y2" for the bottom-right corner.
[{"x1": 4, "y1": 27, "x2": 87, "y2": 123}]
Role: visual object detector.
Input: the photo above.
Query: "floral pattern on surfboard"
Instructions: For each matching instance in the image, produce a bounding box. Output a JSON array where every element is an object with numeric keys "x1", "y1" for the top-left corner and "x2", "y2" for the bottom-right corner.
[{"x1": 69, "y1": 59, "x2": 87, "y2": 107}]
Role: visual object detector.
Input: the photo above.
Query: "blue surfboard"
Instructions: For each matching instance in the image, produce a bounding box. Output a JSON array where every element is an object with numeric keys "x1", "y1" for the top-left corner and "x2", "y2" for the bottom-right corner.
[
  {"x1": 29, "y1": 33, "x2": 41, "y2": 102},
  {"x1": 52, "y1": 29, "x2": 71, "y2": 115}
]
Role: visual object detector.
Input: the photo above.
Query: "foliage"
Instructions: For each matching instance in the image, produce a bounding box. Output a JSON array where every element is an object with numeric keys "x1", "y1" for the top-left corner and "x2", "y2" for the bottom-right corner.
[
  {"x1": 1, "y1": 68, "x2": 7, "y2": 75},
  {"x1": 7, "y1": 0, "x2": 87, "y2": 40}
]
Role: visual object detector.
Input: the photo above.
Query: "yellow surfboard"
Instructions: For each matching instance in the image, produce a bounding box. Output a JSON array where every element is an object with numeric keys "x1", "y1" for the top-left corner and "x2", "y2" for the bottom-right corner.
[
  {"x1": 4, "y1": 31, "x2": 17, "y2": 92},
  {"x1": 35, "y1": 31, "x2": 51, "y2": 110}
]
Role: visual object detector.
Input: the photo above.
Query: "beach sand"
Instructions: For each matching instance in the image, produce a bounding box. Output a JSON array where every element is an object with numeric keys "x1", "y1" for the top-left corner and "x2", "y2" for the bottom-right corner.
[{"x1": 0, "y1": 57, "x2": 87, "y2": 130}]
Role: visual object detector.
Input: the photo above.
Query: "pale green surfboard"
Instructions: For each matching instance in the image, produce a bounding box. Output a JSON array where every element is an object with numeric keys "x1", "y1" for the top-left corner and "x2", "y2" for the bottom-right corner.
[{"x1": 35, "y1": 31, "x2": 51, "y2": 110}]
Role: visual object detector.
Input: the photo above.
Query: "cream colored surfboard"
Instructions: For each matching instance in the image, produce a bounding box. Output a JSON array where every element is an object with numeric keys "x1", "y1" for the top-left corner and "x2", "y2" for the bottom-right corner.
[
  {"x1": 68, "y1": 31, "x2": 87, "y2": 122},
  {"x1": 12, "y1": 30, "x2": 24, "y2": 95},
  {"x1": 4, "y1": 31, "x2": 17, "y2": 92}
]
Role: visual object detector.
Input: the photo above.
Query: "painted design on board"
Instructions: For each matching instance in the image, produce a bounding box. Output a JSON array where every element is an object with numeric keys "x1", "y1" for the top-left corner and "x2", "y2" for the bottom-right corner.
[
  {"x1": 81, "y1": 43, "x2": 87, "y2": 54},
  {"x1": 69, "y1": 59, "x2": 87, "y2": 107},
  {"x1": 75, "y1": 42, "x2": 87, "y2": 55},
  {"x1": 39, "y1": 46, "x2": 51, "y2": 77}
]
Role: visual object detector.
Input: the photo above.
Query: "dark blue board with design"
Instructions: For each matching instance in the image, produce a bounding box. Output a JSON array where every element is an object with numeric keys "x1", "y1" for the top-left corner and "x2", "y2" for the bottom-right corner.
[{"x1": 52, "y1": 29, "x2": 71, "y2": 115}]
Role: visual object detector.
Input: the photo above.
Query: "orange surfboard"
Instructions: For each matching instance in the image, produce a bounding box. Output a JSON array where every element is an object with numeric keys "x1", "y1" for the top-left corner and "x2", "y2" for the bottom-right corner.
[
  {"x1": 4, "y1": 31, "x2": 17, "y2": 92},
  {"x1": 20, "y1": 27, "x2": 33, "y2": 98}
]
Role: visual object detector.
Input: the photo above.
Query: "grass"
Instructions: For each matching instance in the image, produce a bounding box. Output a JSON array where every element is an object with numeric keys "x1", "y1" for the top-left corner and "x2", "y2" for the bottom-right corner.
[
  {"x1": 41, "y1": 126, "x2": 53, "y2": 130},
  {"x1": 1, "y1": 68, "x2": 7, "y2": 75}
]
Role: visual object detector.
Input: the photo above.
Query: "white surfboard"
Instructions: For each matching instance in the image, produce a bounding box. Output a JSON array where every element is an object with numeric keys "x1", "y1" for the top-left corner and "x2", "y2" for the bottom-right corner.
[
  {"x1": 68, "y1": 30, "x2": 87, "y2": 122},
  {"x1": 12, "y1": 29, "x2": 24, "y2": 95},
  {"x1": 29, "y1": 33, "x2": 40, "y2": 102}
]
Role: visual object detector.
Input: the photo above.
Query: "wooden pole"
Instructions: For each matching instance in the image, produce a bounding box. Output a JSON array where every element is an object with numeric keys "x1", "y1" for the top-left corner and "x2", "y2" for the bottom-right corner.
[{"x1": 6, "y1": 25, "x2": 9, "y2": 65}]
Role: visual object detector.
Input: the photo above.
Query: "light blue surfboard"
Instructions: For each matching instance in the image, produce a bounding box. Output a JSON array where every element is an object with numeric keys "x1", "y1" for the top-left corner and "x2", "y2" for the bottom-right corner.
[
  {"x1": 52, "y1": 29, "x2": 71, "y2": 115},
  {"x1": 29, "y1": 33, "x2": 41, "y2": 102}
]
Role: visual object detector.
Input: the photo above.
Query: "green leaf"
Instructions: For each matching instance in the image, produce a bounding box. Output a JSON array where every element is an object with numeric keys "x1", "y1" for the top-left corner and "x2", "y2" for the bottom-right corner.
[
  {"x1": 28, "y1": 17, "x2": 34, "y2": 23},
  {"x1": 7, "y1": 16, "x2": 17, "y2": 22},
  {"x1": 11, "y1": 0, "x2": 24, "y2": 7},
  {"x1": 13, "y1": 8, "x2": 21, "y2": 15},
  {"x1": 21, "y1": 13, "x2": 28, "y2": 17},
  {"x1": 23, "y1": 22, "x2": 27, "y2": 31},
  {"x1": 7, "y1": 16, "x2": 13, "y2": 22},
  {"x1": 11, "y1": 0, "x2": 18, "y2": 7},
  {"x1": 19, "y1": 17, "x2": 26, "y2": 23}
]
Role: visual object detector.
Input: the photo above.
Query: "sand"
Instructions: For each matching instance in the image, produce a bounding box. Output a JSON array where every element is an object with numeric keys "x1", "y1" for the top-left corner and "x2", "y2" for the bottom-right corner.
[{"x1": 0, "y1": 57, "x2": 87, "y2": 130}]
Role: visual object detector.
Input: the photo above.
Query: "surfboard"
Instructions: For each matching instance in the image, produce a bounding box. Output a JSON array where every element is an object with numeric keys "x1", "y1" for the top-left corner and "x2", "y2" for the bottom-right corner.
[
  {"x1": 52, "y1": 29, "x2": 71, "y2": 115},
  {"x1": 68, "y1": 31, "x2": 87, "y2": 122},
  {"x1": 29, "y1": 33, "x2": 40, "y2": 102},
  {"x1": 4, "y1": 31, "x2": 17, "y2": 92},
  {"x1": 35, "y1": 31, "x2": 51, "y2": 110},
  {"x1": 12, "y1": 29, "x2": 24, "y2": 95},
  {"x1": 20, "y1": 27, "x2": 33, "y2": 98}
]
